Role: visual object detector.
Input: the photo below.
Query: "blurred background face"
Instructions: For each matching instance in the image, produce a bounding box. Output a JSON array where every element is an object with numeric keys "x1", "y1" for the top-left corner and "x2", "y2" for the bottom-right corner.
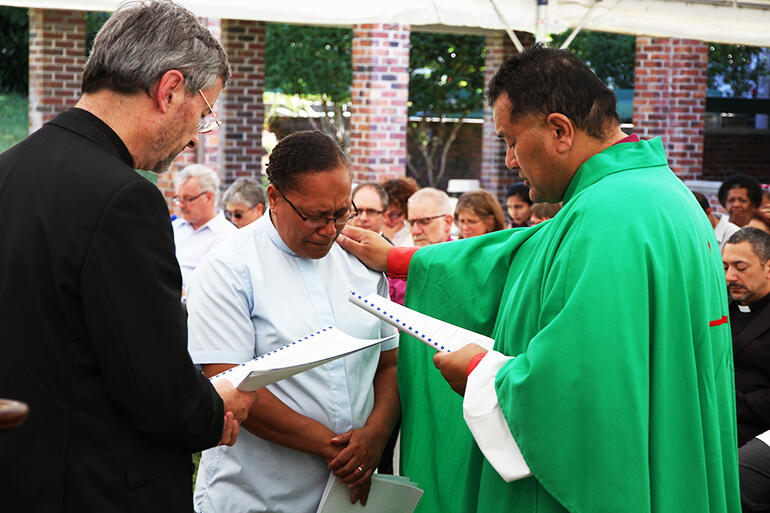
[
  {"x1": 408, "y1": 199, "x2": 451, "y2": 247},
  {"x1": 726, "y1": 187, "x2": 755, "y2": 227},
  {"x1": 384, "y1": 205, "x2": 406, "y2": 230},
  {"x1": 351, "y1": 186, "x2": 385, "y2": 233},
  {"x1": 225, "y1": 201, "x2": 264, "y2": 228},
  {"x1": 506, "y1": 195, "x2": 531, "y2": 226},
  {"x1": 176, "y1": 177, "x2": 215, "y2": 227},
  {"x1": 456, "y1": 208, "x2": 493, "y2": 239},
  {"x1": 749, "y1": 217, "x2": 770, "y2": 236}
]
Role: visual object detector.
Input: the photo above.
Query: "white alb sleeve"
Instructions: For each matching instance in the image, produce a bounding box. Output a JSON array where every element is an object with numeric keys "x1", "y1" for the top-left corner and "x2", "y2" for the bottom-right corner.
[{"x1": 463, "y1": 350, "x2": 532, "y2": 482}]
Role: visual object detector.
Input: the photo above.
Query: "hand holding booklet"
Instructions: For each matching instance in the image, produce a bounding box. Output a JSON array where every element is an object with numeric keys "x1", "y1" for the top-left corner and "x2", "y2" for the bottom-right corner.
[
  {"x1": 209, "y1": 289, "x2": 492, "y2": 392},
  {"x1": 315, "y1": 472, "x2": 423, "y2": 513},
  {"x1": 348, "y1": 290, "x2": 494, "y2": 352},
  {"x1": 210, "y1": 327, "x2": 396, "y2": 392}
]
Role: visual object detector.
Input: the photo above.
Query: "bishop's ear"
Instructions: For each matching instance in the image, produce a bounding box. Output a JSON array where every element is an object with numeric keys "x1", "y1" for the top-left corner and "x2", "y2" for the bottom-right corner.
[{"x1": 545, "y1": 113, "x2": 575, "y2": 153}]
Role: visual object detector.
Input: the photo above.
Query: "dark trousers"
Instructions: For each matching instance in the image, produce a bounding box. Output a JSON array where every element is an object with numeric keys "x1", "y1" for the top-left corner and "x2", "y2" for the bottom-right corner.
[{"x1": 741, "y1": 437, "x2": 770, "y2": 512}]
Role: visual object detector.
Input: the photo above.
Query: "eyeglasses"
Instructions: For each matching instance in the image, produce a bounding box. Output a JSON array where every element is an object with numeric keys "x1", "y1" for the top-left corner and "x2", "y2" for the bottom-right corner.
[
  {"x1": 385, "y1": 210, "x2": 404, "y2": 220},
  {"x1": 358, "y1": 208, "x2": 384, "y2": 217},
  {"x1": 197, "y1": 89, "x2": 222, "y2": 134},
  {"x1": 225, "y1": 205, "x2": 259, "y2": 221},
  {"x1": 172, "y1": 191, "x2": 208, "y2": 204},
  {"x1": 407, "y1": 214, "x2": 446, "y2": 227},
  {"x1": 277, "y1": 187, "x2": 359, "y2": 228}
]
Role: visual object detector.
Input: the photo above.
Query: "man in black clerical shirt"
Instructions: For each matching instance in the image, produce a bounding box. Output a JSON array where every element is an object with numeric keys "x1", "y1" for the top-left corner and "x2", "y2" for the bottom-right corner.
[
  {"x1": 723, "y1": 228, "x2": 770, "y2": 512},
  {"x1": 0, "y1": 2, "x2": 256, "y2": 512},
  {"x1": 723, "y1": 227, "x2": 770, "y2": 445}
]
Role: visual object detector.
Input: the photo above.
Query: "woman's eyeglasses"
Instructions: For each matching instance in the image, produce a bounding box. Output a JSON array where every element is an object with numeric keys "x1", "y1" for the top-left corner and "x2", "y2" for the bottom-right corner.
[{"x1": 277, "y1": 187, "x2": 359, "y2": 229}]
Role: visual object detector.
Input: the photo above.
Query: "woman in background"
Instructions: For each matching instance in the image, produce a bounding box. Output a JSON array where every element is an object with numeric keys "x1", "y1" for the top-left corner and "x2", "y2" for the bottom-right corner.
[
  {"x1": 222, "y1": 177, "x2": 266, "y2": 228},
  {"x1": 454, "y1": 190, "x2": 505, "y2": 239},
  {"x1": 382, "y1": 177, "x2": 419, "y2": 246}
]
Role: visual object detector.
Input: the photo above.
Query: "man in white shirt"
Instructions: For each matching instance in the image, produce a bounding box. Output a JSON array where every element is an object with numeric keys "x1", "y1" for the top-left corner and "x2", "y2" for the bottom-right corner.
[
  {"x1": 407, "y1": 188, "x2": 454, "y2": 248},
  {"x1": 172, "y1": 164, "x2": 236, "y2": 293},
  {"x1": 187, "y1": 130, "x2": 399, "y2": 513}
]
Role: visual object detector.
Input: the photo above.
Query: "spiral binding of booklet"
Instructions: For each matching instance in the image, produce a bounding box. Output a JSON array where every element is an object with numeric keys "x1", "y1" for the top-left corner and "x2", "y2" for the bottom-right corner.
[{"x1": 348, "y1": 290, "x2": 494, "y2": 353}]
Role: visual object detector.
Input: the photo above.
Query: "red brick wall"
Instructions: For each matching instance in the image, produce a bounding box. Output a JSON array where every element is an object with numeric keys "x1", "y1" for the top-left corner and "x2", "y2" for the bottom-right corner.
[
  {"x1": 480, "y1": 33, "x2": 507, "y2": 199},
  {"x1": 220, "y1": 19, "x2": 265, "y2": 185},
  {"x1": 480, "y1": 32, "x2": 532, "y2": 202},
  {"x1": 349, "y1": 24, "x2": 410, "y2": 183},
  {"x1": 161, "y1": 18, "x2": 257, "y2": 213},
  {"x1": 633, "y1": 37, "x2": 708, "y2": 180},
  {"x1": 28, "y1": 9, "x2": 85, "y2": 131}
]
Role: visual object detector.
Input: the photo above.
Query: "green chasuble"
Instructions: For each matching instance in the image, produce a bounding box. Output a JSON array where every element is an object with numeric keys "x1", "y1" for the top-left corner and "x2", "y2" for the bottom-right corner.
[{"x1": 398, "y1": 137, "x2": 740, "y2": 513}]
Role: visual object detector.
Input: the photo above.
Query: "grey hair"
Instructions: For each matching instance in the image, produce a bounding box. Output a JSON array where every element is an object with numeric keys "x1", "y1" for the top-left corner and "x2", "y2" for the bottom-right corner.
[
  {"x1": 352, "y1": 183, "x2": 389, "y2": 211},
  {"x1": 726, "y1": 227, "x2": 770, "y2": 265},
  {"x1": 176, "y1": 164, "x2": 219, "y2": 199},
  {"x1": 82, "y1": 0, "x2": 230, "y2": 95},
  {"x1": 408, "y1": 187, "x2": 452, "y2": 215},
  {"x1": 222, "y1": 178, "x2": 266, "y2": 209}
]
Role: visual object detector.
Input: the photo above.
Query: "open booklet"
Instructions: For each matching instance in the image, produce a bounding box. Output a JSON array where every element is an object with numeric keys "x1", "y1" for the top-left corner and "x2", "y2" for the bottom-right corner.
[
  {"x1": 348, "y1": 291, "x2": 494, "y2": 352},
  {"x1": 315, "y1": 472, "x2": 423, "y2": 513},
  {"x1": 210, "y1": 327, "x2": 397, "y2": 392}
]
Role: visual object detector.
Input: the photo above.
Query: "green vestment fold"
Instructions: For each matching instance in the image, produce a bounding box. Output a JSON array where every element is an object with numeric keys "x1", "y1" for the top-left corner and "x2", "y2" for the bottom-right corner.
[{"x1": 399, "y1": 137, "x2": 740, "y2": 513}]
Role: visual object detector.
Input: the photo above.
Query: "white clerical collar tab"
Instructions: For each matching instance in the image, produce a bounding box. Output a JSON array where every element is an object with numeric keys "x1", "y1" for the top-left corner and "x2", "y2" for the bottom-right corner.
[{"x1": 738, "y1": 304, "x2": 751, "y2": 313}]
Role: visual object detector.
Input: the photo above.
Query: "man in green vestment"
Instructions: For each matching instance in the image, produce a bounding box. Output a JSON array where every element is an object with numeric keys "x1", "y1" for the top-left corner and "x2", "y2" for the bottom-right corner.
[{"x1": 339, "y1": 45, "x2": 740, "y2": 513}]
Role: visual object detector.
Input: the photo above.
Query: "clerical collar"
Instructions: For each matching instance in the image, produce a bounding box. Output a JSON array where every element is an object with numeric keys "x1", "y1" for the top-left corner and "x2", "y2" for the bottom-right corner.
[{"x1": 737, "y1": 292, "x2": 770, "y2": 315}]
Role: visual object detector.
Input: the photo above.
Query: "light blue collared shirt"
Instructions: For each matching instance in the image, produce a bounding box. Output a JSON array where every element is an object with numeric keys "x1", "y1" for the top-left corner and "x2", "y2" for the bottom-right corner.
[
  {"x1": 187, "y1": 214, "x2": 397, "y2": 513},
  {"x1": 172, "y1": 210, "x2": 236, "y2": 291}
]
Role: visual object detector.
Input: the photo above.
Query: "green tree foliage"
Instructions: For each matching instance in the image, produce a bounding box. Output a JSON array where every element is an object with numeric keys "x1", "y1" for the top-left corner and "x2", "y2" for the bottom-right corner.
[
  {"x1": 550, "y1": 30, "x2": 636, "y2": 89},
  {"x1": 0, "y1": 8, "x2": 109, "y2": 93},
  {"x1": 265, "y1": 24, "x2": 352, "y2": 103},
  {"x1": 265, "y1": 24, "x2": 352, "y2": 148},
  {"x1": 708, "y1": 44, "x2": 769, "y2": 97},
  {"x1": 0, "y1": 7, "x2": 29, "y2": 94},
  {"x1": 85, "y1": 11, "x2": 110, "y2": 55},
  {"x1": 407, "y1": 32, "x2": 485, "y2": 187}
]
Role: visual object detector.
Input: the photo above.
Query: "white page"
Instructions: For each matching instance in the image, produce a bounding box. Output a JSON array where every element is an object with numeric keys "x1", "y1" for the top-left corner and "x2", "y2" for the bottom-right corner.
[
  {"x1": 315, "y1": 472, "x2": 424, "y2": 513},
  {"x1": 210, "y1": 327, "x2": 396, "y2": 392},
  {"x1": 348, "y1": 291, "x2": 494, "y2": 352}
]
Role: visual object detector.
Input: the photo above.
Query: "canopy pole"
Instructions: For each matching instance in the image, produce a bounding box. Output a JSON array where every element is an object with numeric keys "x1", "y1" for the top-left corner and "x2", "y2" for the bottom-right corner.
[
  {"x1": 559, "y1": 0, "x2": 599, "y2": 49},
  {"x1": 488, "y1": 0, "x2": 525, "y2": 52},
  {"x1": 536, "y1": 0, "x2": 548, "y2": 43}
]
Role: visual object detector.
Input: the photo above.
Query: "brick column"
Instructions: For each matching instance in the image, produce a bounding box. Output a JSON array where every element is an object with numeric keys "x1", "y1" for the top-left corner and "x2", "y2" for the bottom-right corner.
[
  {"x1": 349, "y1": 24, "x2": 410, "y2": 183},
  {"x1": 28, "y1": 9, "x2": 86, "y2": 132},
  {"x1": 220, "y1": 19, "x2": 265, "y2": 186},
  {"x1": 161, "y1": 18, "x2": 248, "y2": 210},
  {"x1": 633, "y1": 38, "x2": 708, "y2": 180},
  {"x1": 199, "y1": 17, "x2": 225, "y2": 175},
  {"x1": 480, "y1": 32, "x2": 532, "y2": 201}
]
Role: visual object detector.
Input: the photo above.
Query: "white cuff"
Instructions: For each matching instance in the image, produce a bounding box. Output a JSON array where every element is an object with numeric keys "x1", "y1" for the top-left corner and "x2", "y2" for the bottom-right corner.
[
  {"x1": 756, "y1": 430, "x2": 770, "y2": 447},
  {"x1": 463, "y1": 351, "x2": 532, "y2": 482}
]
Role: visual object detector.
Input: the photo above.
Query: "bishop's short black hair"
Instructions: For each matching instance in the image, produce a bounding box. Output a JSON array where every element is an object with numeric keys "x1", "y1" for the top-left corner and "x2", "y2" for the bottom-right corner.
[{"x1": 487, "y1": 45, "x2": 620, "y2": 140}]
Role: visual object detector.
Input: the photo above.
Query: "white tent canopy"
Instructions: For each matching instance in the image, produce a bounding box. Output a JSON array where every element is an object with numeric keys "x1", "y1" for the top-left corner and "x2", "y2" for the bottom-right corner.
[{"x1": 2, "y1": 0, "x2": 770, "y2": 46}]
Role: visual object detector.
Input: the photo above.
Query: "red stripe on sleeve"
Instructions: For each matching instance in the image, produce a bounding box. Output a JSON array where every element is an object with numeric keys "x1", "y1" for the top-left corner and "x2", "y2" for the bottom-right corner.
[
  {"x1": 709, "y1": 316, "x2": 728, "y2": 327},
  {"x1": 387, "y1": 246, "x2": 418, "y2": 280}
]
